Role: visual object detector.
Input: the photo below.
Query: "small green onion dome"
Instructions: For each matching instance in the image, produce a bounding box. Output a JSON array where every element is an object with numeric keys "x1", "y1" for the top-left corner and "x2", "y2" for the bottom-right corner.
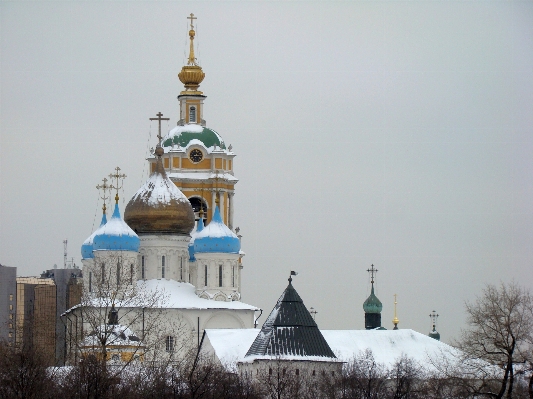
[
  {"x1": 429, "y1": 328, "x2": 441, "y2": 341},
  {"x1": 363, "y1": 285, "x2": 383, "y2": 314}
]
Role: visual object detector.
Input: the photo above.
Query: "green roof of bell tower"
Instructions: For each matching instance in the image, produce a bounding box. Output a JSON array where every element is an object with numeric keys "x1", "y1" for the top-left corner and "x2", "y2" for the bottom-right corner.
[
  {"x1": 363, "y1": 284, "x2": 383, "y2": 314},
  {"x1": 163, "y1": 126, "x2": 226, "y2": 150}
]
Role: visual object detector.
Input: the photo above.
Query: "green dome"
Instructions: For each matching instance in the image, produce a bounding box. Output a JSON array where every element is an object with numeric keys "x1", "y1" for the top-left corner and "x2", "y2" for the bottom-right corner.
[
  {"x1": 163, "y1": 125, "x2": 226, "y2": 150},
  {"x1": 363, "y1": 286, "x2": 383, "y2": 314},
  {"x1": 429, "y1": 329, "x2": 441, "y2": 341}
]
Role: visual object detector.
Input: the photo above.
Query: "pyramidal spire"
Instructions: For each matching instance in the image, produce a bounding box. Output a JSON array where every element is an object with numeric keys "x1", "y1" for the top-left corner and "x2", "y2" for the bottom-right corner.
[{"x1": 245, "y1": 273, "x2": 336, "y2": 360}]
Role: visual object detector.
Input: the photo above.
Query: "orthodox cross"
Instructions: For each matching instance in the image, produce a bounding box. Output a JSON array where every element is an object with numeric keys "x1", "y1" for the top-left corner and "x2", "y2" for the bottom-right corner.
[
  {"x1": 149, "y1": 112, "x2": 170, "y2": 146},
  {"x1": 96, "y1": 177, "x2": 110, "y2": 214},
  {"x1": 309, "y1": 307, "x2": 317, "y2": 321},
  {"x1": 429, "y1": 310, "x2": 439, "y2": 330},
  {"x1": 187, "y1": 13, "x2": 197, "y2": 30},
  {"x1": 367, "y1": 264, "x2": 378, "y2": 284},
  {"x1": 109, "y1": 166, "x2": 127, "y2": 203}
]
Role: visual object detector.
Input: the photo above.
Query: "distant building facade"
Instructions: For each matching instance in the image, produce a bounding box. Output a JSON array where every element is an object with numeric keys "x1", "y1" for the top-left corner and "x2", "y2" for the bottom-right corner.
[{"x1": 0, "y1": 264, "x2": 17, "y2": 344}]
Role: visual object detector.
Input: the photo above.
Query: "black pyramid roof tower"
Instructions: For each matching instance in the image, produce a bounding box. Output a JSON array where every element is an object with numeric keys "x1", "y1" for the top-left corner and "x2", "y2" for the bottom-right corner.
[{"x1": 245, "y1": 275, "x2": 336, "y2": 359}]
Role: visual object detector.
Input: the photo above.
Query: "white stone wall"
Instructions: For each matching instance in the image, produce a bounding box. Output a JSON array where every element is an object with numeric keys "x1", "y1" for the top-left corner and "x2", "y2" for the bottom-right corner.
[
  {"x1": 138, "y1": 235, "x2": 190, "y2": 281},
  {"x1": 83, "y1": 250, "x2": 138, "y2": 296},
  {"x1": 193, "y1": 252, "x2": 241, "y2": 301}
]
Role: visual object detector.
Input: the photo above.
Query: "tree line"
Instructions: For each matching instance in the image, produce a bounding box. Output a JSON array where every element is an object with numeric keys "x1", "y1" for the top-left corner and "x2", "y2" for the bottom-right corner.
[{"x1": 1, "y1": 281, "x2": 532, "y2": 398}]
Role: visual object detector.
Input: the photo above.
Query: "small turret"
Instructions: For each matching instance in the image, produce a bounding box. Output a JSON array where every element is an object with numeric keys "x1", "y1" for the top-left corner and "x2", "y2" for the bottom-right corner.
[
  {"x1": 429, "y1": 310, "x2": 440, "y2": 341},
  {"x1": 363, "y1": 264, "x2": 383, "y2": 330}
]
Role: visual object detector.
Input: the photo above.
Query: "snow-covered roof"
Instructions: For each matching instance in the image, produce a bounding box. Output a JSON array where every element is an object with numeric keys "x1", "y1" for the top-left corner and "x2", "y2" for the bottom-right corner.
[
  {"x1": 194, "y1": 206, "x2": 240, "y2": 254},
  {"x1": 205, "y1": 328, "x2": 459, "y2": 372},
  {"x1": 168, "y1": 172, "x2": 238, "y2": 184},
  {"x1": 93, "y1": 204, "x2": 139, "y2": 252},
  {"x1": 139, "y1": 279, "x2": 258, "y2": 310},
  {"x1": 82, "y1": 324, "x2": 142, "y2": 348}
]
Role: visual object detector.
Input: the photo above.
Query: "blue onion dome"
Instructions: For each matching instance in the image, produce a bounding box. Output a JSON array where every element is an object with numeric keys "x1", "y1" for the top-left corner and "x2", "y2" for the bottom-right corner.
[
  {"x1": 124, "y1": 157, "x2": 195, "y2": 235},
  {"x1": 93, "y1": 203, "x2": 140, "y2": 252},
  {"x1": 81, "y1": 213, "x2": 108, "y2": 259},
  {"x1": 363, "y1": 285, "x2": 383, "y2": 314},
  {"x1": 194, "y1": 206, "x2": 240, "y2": 254},
  {"x1": 188, "y1": 217, "x2": 204, "y2": 261},
  {"x1": 162, "y1": 124, "x2": 225, "y2": 150}
]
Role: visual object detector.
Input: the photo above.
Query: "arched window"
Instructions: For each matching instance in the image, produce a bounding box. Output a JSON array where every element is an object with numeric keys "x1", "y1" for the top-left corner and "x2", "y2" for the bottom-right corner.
[
  {"x1": 219, "y1": 264, "x2": 223, "y2": 287},
  {"x1": 189, "y1": 106, "x2": 196, "y2": 123},
  {"x1": 204, "y1": 265, "x2": 208, "y2": 287},
  {"x1": 141, "y1": 256, "x2": 145, "y2": 279},
  {"x1": 165, "y1": 335, "x2": 174, "y2": 352},
  {"x1": 101, "y1": 263, "x2": 105, "y2": 283},
  {"x1": 161, "y1": 256, "x2": 166, "y2": 278},
  {"x1": 116, "y1": 261, "x2": 120, "y2": 286},
  {"x1": 180, "y1": 257, "x2": 183, "y2": 281},
  {"x1": 89, "y1": 272, "x2": 92, "y2": 292},
  {"x1": 130, "y1": 264, "x2": 134, "y2": 285},
  {"x1": 232, "y1": 266, "x2": 235, "y2": 288}
]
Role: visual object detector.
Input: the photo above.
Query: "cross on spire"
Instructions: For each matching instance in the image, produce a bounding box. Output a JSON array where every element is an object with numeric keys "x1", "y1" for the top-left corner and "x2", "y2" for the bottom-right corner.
[
  {"x1": 96, "y1": 177, "x2": 110, "y2": 214},
  {"x1": 367, "y1": 264, "x2": 378, "y2": 284},
  {"x1": 187, "y1": 13, "x2": 197, "y2": 30},
  {"x1": 109, "y1": 166, "x2": 127, "y2": 204},
  {"x1": 149, "y1": 112, "x2": 170, "y2": 147},
  {"x1": 429, "y1": 310, "x2": 439, "y2": 330}
]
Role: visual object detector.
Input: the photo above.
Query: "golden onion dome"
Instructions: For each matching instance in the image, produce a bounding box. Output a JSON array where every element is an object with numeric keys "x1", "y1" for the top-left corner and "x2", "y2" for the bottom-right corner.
[
  {"x1": 124, "y1": 157, "x2": 195, "y2": 235},
  {"x1": 178, "y1": 65, "x2": 205, "y2": 93}
]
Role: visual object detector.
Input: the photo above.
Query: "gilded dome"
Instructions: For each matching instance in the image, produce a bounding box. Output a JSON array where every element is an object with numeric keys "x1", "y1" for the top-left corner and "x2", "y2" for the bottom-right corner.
[
  {"x1": 124, "y1": 157, "x2": 195, "y2": 235},
  {"x1": 178, "y1": 65, "x2": 205, "y2": 92}
]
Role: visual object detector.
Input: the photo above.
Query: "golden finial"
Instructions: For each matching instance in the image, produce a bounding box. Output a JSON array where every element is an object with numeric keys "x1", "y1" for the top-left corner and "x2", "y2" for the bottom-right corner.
[
  {"x1": 109, "y1": 167, "x2": 126, "y2": 204},
  {"x1": 178, "y1": 13, "x2": 205, "y2": 94},
  {"x1": 393, "y1": 294, "x2": 399, "y2": 330},
  {"x1": 187, "y1": 13, "x2": 198, "y2": 66},
  {"x1": 96, "y1": 177, "x2": 110, "y2": 214}
]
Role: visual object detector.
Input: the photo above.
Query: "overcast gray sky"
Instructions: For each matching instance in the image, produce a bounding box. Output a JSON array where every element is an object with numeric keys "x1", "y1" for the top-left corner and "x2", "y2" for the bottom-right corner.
[{"x1": 1, "y1": 1, "x2": 532, "y2": 343}]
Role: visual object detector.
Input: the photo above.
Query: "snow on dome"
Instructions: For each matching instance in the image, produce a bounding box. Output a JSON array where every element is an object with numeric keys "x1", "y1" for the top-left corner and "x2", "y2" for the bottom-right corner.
[
  {"x1": 124, "y1": 158, "x2": 195, "y2": 235},
  {"x1": 93, "y1": 203, "x2": 140, "y2": 252},
  {"x1": 81, "y1": 213, "x2": 107, "y2": 259},
  {"x1": 194, "y1": 206, "x2": 240, "y2": 254},
  {"x1": 162, "y1": 124, "x2": 226, "y2": 150}
]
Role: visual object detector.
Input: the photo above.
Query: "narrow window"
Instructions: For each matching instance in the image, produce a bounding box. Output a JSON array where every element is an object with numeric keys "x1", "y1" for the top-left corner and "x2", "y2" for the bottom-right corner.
[
  {"x1": 296, "y1": 369, "x2": 299, "y2": 376},
  {"x1": 165, "y1": 336, "x2": 174, "y2": 352},
  {"x1": 180, "y1": 257, "x2": 183, "y2": 281},
  {"x1": 9, "y1": 294, "x2": 13, "y2": 301},
  {"x1": 161, "y1": 256, "x2": 166, "y2": 278},
  {"x1": 232, "y1": 266, "x2": 235, "y2": 287},
  {"x1": 116, "y1": 262, "x2": 120, "y2": 286},
  {"x1": 312, "y1": 370, "x2": 316, "y2": 376},
  {"x1": 89, "y1": 272, "x2": 92, "y2": 292},
  {"x1": 101, "y1": 263, "x2": 105, "y2": 283},
  {"x1": 219, "y1": 264, "x2": 223, "y2": 287},
  {"x1": 189, "y1": 106, "x2": 196, "y2": 123},
  {"x1": 204, "y1": 265, "x2": 207, "y2": 287},
  {"x1": 269, "y1": 368, "x2": 272, "y2": 375},
  {"x1": 141, "y1": 256, "x2": 145, "y2": 279},
  {"x1": 130, "y1": 264, "x2": 133, "y2": 284},
  {"x1": 332, "y1": 371, "x2": 335, "y2": 376}
]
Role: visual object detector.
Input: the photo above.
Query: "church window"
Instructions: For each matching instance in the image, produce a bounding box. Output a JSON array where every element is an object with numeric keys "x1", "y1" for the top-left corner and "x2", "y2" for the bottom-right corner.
[
  {"x1": 312, "y1": 370, "x2": 316, "y2": 376},
  {"x1": 204, "y1": 265, "x2": 208, "y2": 287},
  {"x1": 130, "y1": 264, "x2": 134, "y2": 284},
  {"x1": 296, "y1": 369, "x2": 299, "y2": 376},
  {"x1": 189, "y1": 106, "x2": 196, "y2": 123},
  {"x1": 101, "y1": 263, "x2": 105, "y2": 283},
  {"x1": 269, "y1": 368, "x2": 272, "y2": 375},
  {"x1": 180, "y1": 257, "x2": 183, "y2": 281},
  {"x1": 89, "y1": 272, "x2": 92, "y2": 292},
  {"x1": 219, "y1": 264, "x2": 223, "y2": 287},
  {"x1": 141, "y1": 256, "x2": 145, "y2": 279},
  {"x1": 162, "y1": 256, "x2": 166, "y2": 278},
  {"x1": 165, "y1": 336, "x2": 174, "y2": 352},
  {"x1": 232, "y1": 266, "x2": 235, "y2": 287},
  {"x1": 116, "y1": 262, "x2": 120, "y2": 286}
]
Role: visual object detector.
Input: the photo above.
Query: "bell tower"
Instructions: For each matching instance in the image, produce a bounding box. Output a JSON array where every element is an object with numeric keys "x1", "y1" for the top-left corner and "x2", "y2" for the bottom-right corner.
[{"x1": 147, "y1": 13, "x2": 238, "y2": 230}]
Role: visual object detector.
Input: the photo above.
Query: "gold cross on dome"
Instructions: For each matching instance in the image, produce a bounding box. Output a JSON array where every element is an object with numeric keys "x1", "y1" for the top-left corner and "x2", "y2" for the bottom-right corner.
[
  {"x1": 187, "y1": 13, "x2": 197, "y2": 30},
  {"x1": 109, "y1": 166, "x2": 127, "y2": 203},
  {"x1": 96, "y1": 177, "x2": 110, "y2": 213},
  {"x1": 366, "y1": 264, "x2": 378, "y2": 284}
]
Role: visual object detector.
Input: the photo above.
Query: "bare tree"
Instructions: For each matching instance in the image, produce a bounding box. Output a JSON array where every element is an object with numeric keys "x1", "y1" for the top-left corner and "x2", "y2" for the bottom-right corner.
[{"x1": 451, "y1": 282, "x2": 533, "y2": 398}]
